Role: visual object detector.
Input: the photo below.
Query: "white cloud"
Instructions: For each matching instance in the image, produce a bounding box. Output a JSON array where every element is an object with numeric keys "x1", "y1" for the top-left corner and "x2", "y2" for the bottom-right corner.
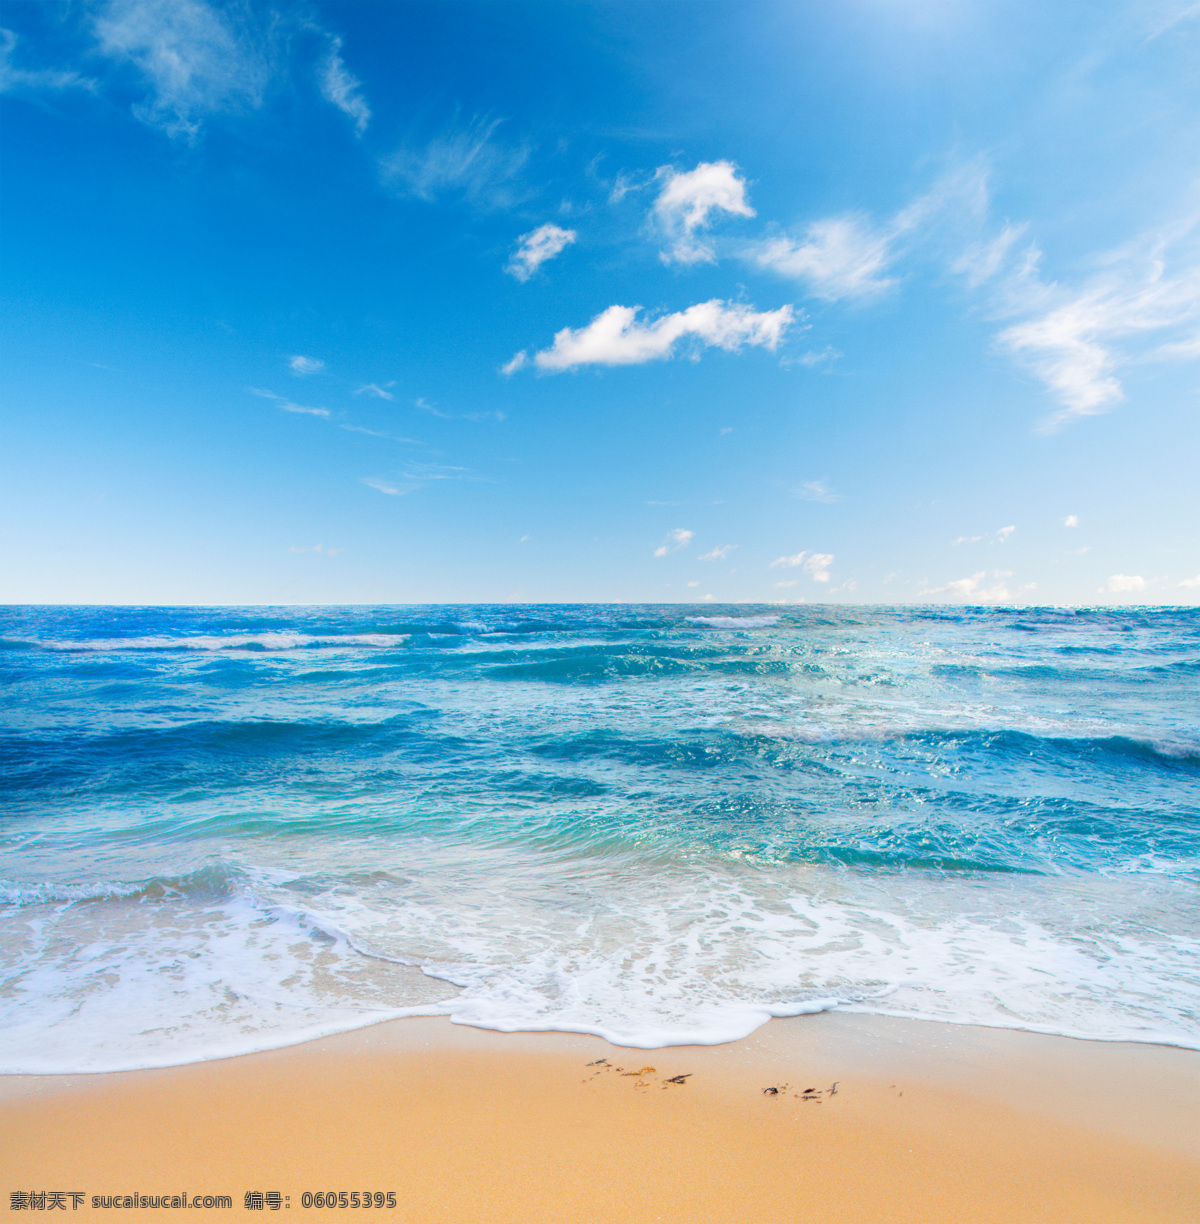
[
  {"x1": 951, "y1": 222, "x2": 1028, "y2": 289},
  {"x1": 653, "y1": 160, "x2": 755, "y2": 264},
  {"x1": 289, "y1": 543, "x2": 342, "y2": 556},
  {"x1": 654, "y1": 528, "x2": 693, "y2": 557},
  {"x1": 93, "y1": 0, "x2": 269, "y2": 140},
  {"x1": 520, "y1": 300, "x2": 794, "y2": 372},
  {"x1": 251, "y1": 387, "x2": 329, "y2": 417},
  {"x1": 506, "y1": 223, "x2": 577, "y2": 281},
  {"x1": 381, "y1": 116, "x2": 529, "y2": 208},
  {"x1": 0, "y1": 28, "x2": 94, "y2": 93},
  {"x1": 687, "y1": 580, "x2": 700, "y2": 588},
  {"x1": 500, "y1": 351, "x2": 528, "y2": 376},
  {"x1": 972, "y1": 216, "x2": 1200, "y2": 428},
  {"x1": 340, "y1": 424, "x2": 422, "y2": 443},
  {"x1": 1101, "y1": 574, "x2": 1146, "y2": 593},
  {"x1": 397, "y1": 461, "x2": 468, "y2": 481},
  {"x1": 794, "y1": 479, "x2": 840, "y2": 503},
  {"x1": 769, "y1": 551, "x2": 834, "y2": 581},
  {"x1": 795, "y1": 346, "x2": 842, "y2": 368},
  {"x1": 280, "y1": 403, "x2": 328, "y2": 417},
  {"x1": 361, "y1": 477, "x2": 413, "y2": 496},
  {"x1": 1064, "y1": 514, "x2": 1079, "y2": 527},
  {"x1": 1180, "y1": 575, "x2": 1200, "y2": 588},
  {"x1": 952, "y1": 535, "x2": 983, "y2": 546},
  {"x1": 354, "y1": 382, "x2": 394, "y2": 400},
  {"x1": 698, "y1": 545, "x2": 736, "y2": 561},
  {"x1": 752, "y1": 217, "x2": 894, "y2": 301},
  {"x1": 923, "y1": 571, "x2": 1013, "y2": 602},
  {"x1": 319, "y1": 36, "x2": 370, "y2": 136},
  {"x1": 995, "y1": 524, "x2": 1016, "y2": 542},
  {"x1": 289, "y1": 355, "x2": 324, "y2": 375},
  {"x1": 752, "y1": 162, "x2": 990, "y2": 301}
]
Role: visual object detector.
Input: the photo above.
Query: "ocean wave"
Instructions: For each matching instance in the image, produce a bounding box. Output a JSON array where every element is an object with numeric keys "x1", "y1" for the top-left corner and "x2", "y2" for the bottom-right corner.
[{"x1": 686, "y1": 615, "x2": 781, "y2": 628}]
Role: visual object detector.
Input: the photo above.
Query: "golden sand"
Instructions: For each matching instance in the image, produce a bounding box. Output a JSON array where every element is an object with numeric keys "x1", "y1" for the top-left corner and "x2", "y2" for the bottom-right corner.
[{"x1": 2, "y1": 1012, "x2": 1197, "y2": 1223}]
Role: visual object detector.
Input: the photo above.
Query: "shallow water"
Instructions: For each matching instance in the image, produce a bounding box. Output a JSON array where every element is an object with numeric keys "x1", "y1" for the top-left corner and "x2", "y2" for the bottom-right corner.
[{"x1": 2, "y1": 604, "x2": 1198, "y2": 1071}]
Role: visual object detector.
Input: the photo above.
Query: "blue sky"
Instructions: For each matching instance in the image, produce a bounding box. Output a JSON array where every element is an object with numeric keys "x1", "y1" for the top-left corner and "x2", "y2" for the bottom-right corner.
[{"x1": 2, "y1": 0, "x2": 1199, "y2": 605}]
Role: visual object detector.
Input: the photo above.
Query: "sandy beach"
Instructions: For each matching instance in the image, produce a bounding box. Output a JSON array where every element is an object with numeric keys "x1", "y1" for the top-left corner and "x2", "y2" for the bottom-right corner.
[{"x1": 3, "y1": 1012, "x2": 1197, "y2": 1223}]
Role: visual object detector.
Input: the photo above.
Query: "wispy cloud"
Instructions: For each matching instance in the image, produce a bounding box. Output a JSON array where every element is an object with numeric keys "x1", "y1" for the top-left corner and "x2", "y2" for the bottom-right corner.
[
  {"x1": 1064, "y1": 514, "x2": 1080, "y2": 527},
  {"x1": 0, "y1": 28, "x2": 94, "y2": 93},
  {"x1": 361, "y1": 477, "x2": 414, "y2": 496},
  {"x1": 340, "y1": 424, "x2": 422, "y2": 444},
  {"x1": 506, "y1": 223, "x2": 577, "y2": 281},
  {"x1": 698, "y1": 545, "x2": 736, "y2": 561},
  {"x1": 354, "y1": 382, "x2": 394, "y2": 399},
  {"x1": 955, "y1": 206, "x2": 1200, "y2": 428},
  {"x1": 289, "y1": 355, "x2": 324, "y2": 374},
  {"x1": 318, "y1": 35, "x2": 369, "y2": 136},
  {"x1": 289, "y1": 543, "x2": 342, "y2": 556},
  {"x1": 769, "y1": 551, "x2": 834, "y2": 581},
  {"x1": 652, "y1": 160, "x2": 755, "y2": 265},
  {"x1": 251, "y1": 387, "x2": 329, "y2": 417},
  {"x1": 1180, "y1": 574, "x2": 1200, "y2": 589},
  {"x1": 751, "y1": 163, "x2": 989, "y2": 301},
  {"x1": 92, "y1": 0, "x2": 269, "y2": 140},
  {"x1": 752, "y1": 217, "x2": 895, "y2": 301},
  {"x1": 794, "y1": 479, "x2": 840, "y2": 503},
  {"x1": 381, "y1": 115, "x2": 529, "y2": 208},
  {"x1": 514, "y1": 300, "x2": 795, "y2": 372},
  {"x1": 951, "y1": 524, "x2": 1016, "y2": 545},
  {"x1": 654, "y1": 528, "x2": 693, "y2": 557}
]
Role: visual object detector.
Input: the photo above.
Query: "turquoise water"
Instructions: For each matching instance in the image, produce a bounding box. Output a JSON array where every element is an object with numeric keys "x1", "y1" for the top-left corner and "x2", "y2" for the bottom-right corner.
[{"x1": 2, "y1": 604, "x2": 1198, "y2": 1071}]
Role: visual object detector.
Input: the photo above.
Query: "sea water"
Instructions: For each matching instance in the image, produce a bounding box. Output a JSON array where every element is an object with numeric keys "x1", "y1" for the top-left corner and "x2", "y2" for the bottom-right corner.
[{"x1": 1, "y1": 604, "x2": 1197, "y2": 1072}]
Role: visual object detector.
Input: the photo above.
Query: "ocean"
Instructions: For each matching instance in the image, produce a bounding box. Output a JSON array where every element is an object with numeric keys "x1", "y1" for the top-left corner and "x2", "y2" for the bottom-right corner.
[{"x1": 1, "y1": 604, "x2": 1197, "y2": 1073}]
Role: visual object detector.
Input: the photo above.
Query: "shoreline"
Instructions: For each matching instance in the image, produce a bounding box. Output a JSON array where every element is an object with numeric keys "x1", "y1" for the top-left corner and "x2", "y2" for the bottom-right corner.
[{"x1": 4, "y1": 1011, "x2": 1197, "y2": 1223}]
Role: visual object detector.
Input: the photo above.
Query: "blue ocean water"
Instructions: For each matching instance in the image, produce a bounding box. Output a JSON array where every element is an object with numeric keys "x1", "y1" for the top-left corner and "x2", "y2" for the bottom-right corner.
[{"x1": 2, "y1": 604, "x2": 1198, "y2": 1072}]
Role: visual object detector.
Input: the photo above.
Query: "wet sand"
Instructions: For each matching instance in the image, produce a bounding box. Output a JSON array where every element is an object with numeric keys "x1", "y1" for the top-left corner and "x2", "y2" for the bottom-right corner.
[{"x1": 2, "y1": 1012, "x2": 1197, "y2": 1223}]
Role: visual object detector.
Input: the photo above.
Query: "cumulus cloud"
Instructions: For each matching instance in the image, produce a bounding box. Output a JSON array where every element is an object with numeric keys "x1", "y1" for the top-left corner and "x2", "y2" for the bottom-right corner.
[
  {"x1": 506, "y1": 223, "x2": 577, "y2": 281},
  {"x1": 769, "y1": 551, "x2": 834, "y2": 581},
  {"x1": 1064, "y1": 514, "x2": 1079, "y2": 527},
  {"x1": 93, "y1": 0, "x2": 269, "y2": 140},
  {"x1": 698, "y1": 545, "x2": 736, "y2": 561},
  {"x1": 1180, "y1": 575, "x2": 1200, "y2": 589},
  {"x1": 922, "y1": 571, "x2": 1013, "y2": 602},
  {"x1": 1101, "y1": 574, "x2": 1147, "y2": 593},
  {"x1": 381, "y1": 116, "x2": 529, "y2": 208},
  {"x1": 654, "y1": 528, "x2": 693, "y2": 557},
  {"x1": 0, "y1": 28, "x2": 94, "y2": 93},
  {"x1": 289, "y1": 355, "x2": 324, "y2": 374},
  {"x1": 516, "y1": 300, "x2": 794, "y2": 373},
  {"x1": 318, "y1": 36, "x2": 369, "y2": 136},
  {"x1": 653, "y1": 161, "x2": 755, "y2": 264}
]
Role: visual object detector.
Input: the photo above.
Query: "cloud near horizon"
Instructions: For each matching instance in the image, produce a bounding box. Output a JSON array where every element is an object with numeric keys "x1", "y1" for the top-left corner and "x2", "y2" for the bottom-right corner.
[
  {"x1": 769, "y1": 550, "x2": 834, "y2": 581},
  {"x1": 507, "y1": 300, "x2": 795, "y2": 373}
]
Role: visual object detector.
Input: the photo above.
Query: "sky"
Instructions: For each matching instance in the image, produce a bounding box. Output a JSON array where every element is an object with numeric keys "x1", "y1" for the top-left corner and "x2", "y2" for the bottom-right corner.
[{"x1": 2, "y1": 0, "x2": 1200, "y2": 606}]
